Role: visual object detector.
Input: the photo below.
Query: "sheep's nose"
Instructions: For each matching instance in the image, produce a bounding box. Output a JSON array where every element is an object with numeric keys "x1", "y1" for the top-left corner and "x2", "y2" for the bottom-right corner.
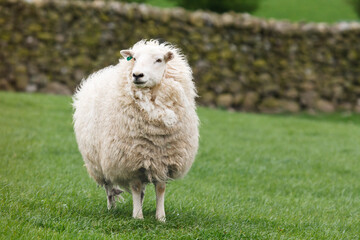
[{"x1": 133, "y1": 73, "x2": 144, "y2": 81}]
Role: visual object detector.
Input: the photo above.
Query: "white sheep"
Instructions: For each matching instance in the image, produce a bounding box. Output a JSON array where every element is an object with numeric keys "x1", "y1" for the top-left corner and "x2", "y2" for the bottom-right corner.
[{"x1": 73, "y1": 40, "x2": 199, "y2": 222}]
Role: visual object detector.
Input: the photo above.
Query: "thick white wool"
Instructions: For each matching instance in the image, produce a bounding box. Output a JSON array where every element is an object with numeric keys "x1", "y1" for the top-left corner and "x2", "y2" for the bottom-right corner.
[{"x1": 73, "y1": 40, "x2": 199, "y2": 191}]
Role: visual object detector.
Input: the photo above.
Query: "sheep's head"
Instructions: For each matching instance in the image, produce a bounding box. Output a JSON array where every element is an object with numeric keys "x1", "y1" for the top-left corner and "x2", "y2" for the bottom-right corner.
[{"x1": 120, "y1": 46, "x2": 174, "y2": 88}]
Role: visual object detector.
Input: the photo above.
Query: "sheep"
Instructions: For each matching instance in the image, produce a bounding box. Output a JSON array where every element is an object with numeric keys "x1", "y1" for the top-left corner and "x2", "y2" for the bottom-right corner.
[{"x1": 73, "y1": 39, "x2": 199, "y2": 222}]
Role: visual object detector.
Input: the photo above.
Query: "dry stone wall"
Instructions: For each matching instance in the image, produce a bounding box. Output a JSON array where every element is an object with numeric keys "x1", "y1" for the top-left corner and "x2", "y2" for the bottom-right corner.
[{"x1": 1, "y1": 0, "x2": 360, "y2": 113}]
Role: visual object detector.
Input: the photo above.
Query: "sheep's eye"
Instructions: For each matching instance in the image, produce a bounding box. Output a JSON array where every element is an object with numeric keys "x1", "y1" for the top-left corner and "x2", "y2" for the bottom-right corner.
[
  {"x1": 156, "y1": 59, "x2": 162, "y2": 63},
  {"x1": 133, "y1": 58, "x2": 136, "y2": 61}
]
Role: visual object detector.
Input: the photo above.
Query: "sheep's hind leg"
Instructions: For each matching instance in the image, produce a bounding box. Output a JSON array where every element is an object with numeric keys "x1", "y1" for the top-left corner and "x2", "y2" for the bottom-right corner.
[
  {"x1": 155, "y1": 182, "x2": 166, "y2": 222},
  {"x1": 105, "y1": 184, "x2": 123, "y2": 210},
  {"x1": 141, "y1": 184, "x2": 146, "y2": 206},
  {"x1": 130, "y1": 180, "x2": 146, "y2": 219}
]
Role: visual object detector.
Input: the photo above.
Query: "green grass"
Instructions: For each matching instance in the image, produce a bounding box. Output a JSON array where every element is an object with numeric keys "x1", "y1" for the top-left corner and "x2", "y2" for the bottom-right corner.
[
  {"x1": 147, "y1": 0, "x2": 177, "y2": 8},
  {"x1": 1, "y1": 92, "x2": 360, "y2": 239},
  {"x1": 253, "y1": 0, "x2": 358, "y2": 23},
  {"x1": 146, "y1": 0, "x2": 359, "y2": 23}
]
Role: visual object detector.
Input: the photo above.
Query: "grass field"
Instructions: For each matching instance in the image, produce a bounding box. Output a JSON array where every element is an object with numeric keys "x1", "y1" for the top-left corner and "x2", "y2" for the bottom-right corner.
[
  {"x1": 253, "y1": 0, "x2": 358, "y2": 23},
  {"x1": 147, "y1": 0, "x2": 359, "y2": 23},
  {"x1": 1, "y1": 92, "x2": 360, "y2": 239}
]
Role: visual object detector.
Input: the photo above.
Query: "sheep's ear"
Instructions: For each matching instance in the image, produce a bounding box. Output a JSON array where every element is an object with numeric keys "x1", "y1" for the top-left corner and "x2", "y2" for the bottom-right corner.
[
  {"x1": 164, "y1": 51, "x2": 174, "y2": 62},
  {"x1": 120, "y1": 49, "x2": 134, "y2": 58}
]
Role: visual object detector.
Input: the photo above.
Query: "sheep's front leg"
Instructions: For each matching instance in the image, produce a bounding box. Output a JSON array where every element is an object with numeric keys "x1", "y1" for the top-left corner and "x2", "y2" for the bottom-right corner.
[
  {"x1": 131, "y1": 180, "x2": 146, "y2": 219},
  {"x1": 155, "y1": 182, "x2": 166, "y2": 222}
]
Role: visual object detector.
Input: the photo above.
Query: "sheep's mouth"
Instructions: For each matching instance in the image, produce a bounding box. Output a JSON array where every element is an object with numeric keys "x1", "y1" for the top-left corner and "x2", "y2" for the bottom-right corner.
[{"x1": 133, "y1": 80, "x2": 147, "y2": 86}]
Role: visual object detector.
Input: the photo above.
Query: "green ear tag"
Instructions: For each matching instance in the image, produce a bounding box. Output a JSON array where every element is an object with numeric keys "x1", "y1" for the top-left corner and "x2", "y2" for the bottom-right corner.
[{"x1": 127, "y1": 56, "x2": 133, "y2": 61}]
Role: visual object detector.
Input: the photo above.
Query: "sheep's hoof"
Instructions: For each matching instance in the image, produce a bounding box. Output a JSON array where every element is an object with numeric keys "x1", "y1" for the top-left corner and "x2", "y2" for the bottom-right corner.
[
  {"x1": 107, "y1": 187, "x2": 124, "y2": 210},
  {"x1": 133, "y1": 214, "x2": 144, "y2": 220},
  {"x1": 156, "y1": 216, "x2": 166, "y2": 223},
  {"x1": 107, "y1": 195, "x2": 116, "y2": 210}
]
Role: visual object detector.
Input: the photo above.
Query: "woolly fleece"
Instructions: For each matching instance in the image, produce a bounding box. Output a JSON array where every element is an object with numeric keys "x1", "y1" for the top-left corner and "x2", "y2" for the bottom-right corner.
[{"x1": 73, "y1": 40, "x2": 199, "y2": 192}]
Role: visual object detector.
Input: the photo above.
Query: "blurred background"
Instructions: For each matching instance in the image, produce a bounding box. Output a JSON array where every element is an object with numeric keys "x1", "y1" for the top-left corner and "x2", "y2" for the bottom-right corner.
[
  {"x1": 110, "y1": 0, "x2": 360, "y2": 22},
  {"x1": 1, "y1": 0, "x2": 360, "y2": 113}
]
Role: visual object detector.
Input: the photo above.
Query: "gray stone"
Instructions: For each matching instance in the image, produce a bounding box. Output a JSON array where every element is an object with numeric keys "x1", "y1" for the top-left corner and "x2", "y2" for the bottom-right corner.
[
  {"x1": 284, "y1": 88, "x2": 299, "y2": 99},
  {"x1": 243, "y1": 92, "x2": 259, "y2": 111},
  {"x1": 26, "y1": 84, "x2": 38, "y2": 93},
  {"x1": 259, "y1": 97, "x2": 282, "y2": 113},
  {"x1": 41, "y1": 82, "x2": 72, "y2": 95},
  {"x1": 233, "y1": 93, "x2": 243, "y2": 105},
  {"x1": 201, "y1": 92, "x2": 215, "y2": 104},
  {"x1": 300, "y1": 91, "x2": 318, "y2": 107},
  {"x1": 216, "y1": 94, "x2": 233, "y2": 108},
  {"x1": 338, "y1": 103, "x2": 352, "y2": 111},
  {"x1": 282, "y1": 101, "x2": 300, "y2": 113},
  {"x1": 315, "y1": 99, "x2": 335, "y2": 113},
  {"x1": 0, "y1": 79, "x2": 13, "y2": 91},
  {"x1": 15, "y1": 75, "x2": 28, "y2": 91}
]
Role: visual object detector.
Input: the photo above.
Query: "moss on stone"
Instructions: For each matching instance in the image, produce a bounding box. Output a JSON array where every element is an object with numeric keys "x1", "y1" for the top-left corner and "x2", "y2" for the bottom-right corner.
[{"x1": 1, "y1": 0, "x2": 360, "y2": 113}]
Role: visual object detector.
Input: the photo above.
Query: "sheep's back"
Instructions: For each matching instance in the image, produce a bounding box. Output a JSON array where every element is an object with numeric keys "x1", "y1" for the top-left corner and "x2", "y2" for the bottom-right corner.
[{"x1": 73, "y1": 65, "x2": 122, "y2": 185}]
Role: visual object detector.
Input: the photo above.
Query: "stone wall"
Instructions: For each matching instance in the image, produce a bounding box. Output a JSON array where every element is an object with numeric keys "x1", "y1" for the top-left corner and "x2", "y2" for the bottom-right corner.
[{"x1": 1, "y1": 0, "x2": 360, "y2": 113}]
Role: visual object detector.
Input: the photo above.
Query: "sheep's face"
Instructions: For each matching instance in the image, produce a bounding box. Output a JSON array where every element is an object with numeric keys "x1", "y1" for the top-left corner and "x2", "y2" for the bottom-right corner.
[{"x1": 120, "y1": 47, "x2": 174, "y2": 88}]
